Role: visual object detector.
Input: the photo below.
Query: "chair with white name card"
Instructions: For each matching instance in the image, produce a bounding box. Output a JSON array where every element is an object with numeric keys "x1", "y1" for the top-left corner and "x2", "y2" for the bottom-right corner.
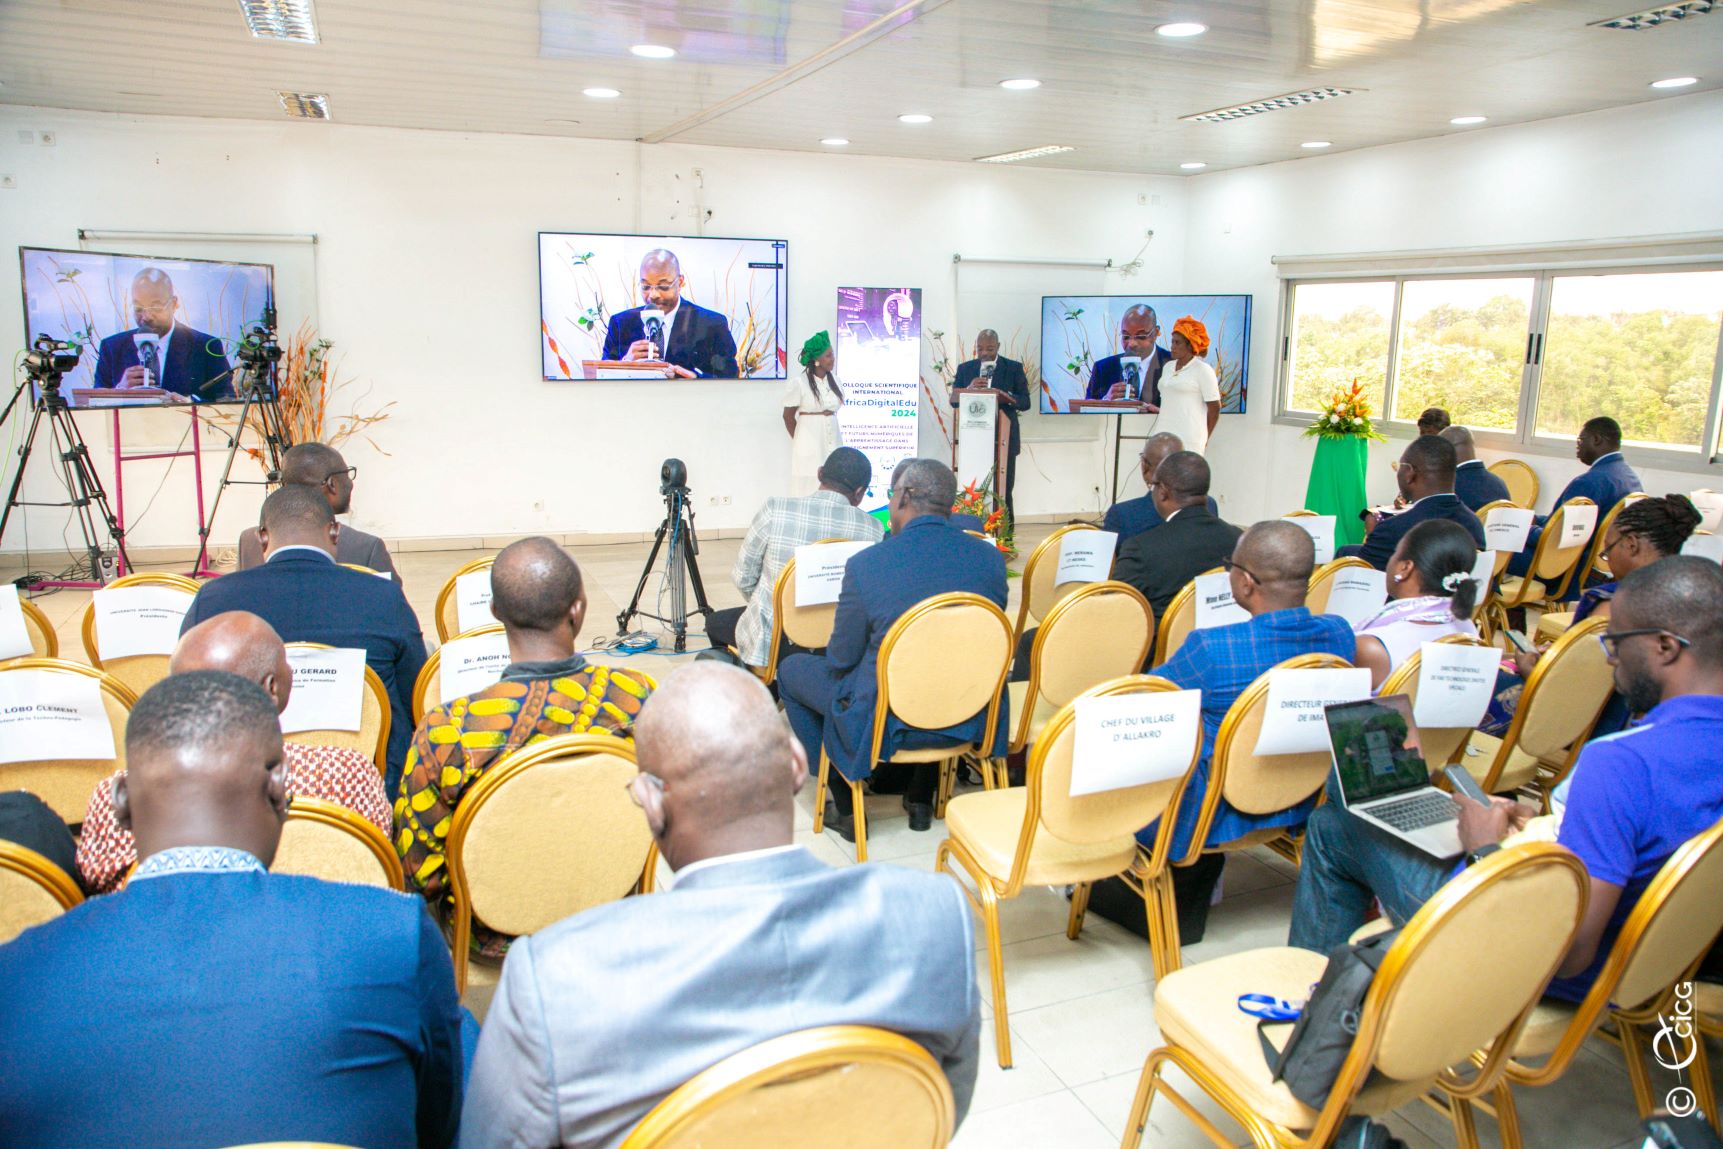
[
  {"x1": 1377, "y1": 636, "x2": 1491, "y2": 770},
  {"x1": 1471, "y1": 500, "x2": 1521, "y2": 641},
  {"x1": 78, "y1": 572, "x2": 199, "y2": 700},
  {"x1": 271, "y1": 796, "x2": 404, "y2": 890},
  {"x1": 412, "y1": 623, "x2": 506, "y2": 724},
  {"x1": 7, "y1": 597, "x2": 58, "y2": 661},
  {"x1": 0, "y1": 838, "x2": 84, "y2": 944},
  {"x1": 1535, "y1": 492, "x2": 1647, "y2": 644},
  {"x1": 1304, "y1": 557, "x2": 1374, "y2": 616},
  {"x1": 937, "y1": 674, "x2": 1200, "y2": 1067},
  {"x1": 753, "y1": 538, "x2": 851, "y2": 688},
  {"x1": 1492, "y1": 498, "x2": 1597, "y2": 623},
  {"x1": 0, "y1": 658, "x2": 136, "y2": 822},
  {"x1": 282, "y1": 641, "x2": 391, "y2": 777},
  {"x1": 1012, "y1": 525, "x2": 1109, "y2": 647},
  {"x1": 1152, "y1": 567, "x2": 1219, "y2": 666},
  {"x1": 433, "y1": 555, "x2": 497, "y2": 643}
]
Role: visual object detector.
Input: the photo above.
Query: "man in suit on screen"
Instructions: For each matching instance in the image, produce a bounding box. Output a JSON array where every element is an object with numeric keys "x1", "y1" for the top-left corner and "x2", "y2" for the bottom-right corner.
[
  {"x1": 600, "y1": 248, "x2": 740, "y2": 378},
  {"x1": 1084, "y1": 303, "x2": 1173, "y2": 405},
  {"x1": 92, "y1": 267, "x2": 235, "y2": 400},
  {"x1": 950, "y1": 329, "x2": 1032, "y2": 518}
]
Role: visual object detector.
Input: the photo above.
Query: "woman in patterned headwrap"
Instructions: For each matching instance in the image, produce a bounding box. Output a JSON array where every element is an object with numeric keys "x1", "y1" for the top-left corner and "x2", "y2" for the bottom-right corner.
[
  {"x1": 782, "y1": 330, "x2": 844, "y2": 494},
  {"x1": 1154, "y1": 316, "x2": 1223, "y2": 455}
]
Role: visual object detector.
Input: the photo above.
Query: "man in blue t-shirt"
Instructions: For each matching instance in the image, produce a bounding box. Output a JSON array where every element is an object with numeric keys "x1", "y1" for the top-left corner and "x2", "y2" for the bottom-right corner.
[{"x1": 1288, "y1": 556, "x2": 1723, "y2": 1001}]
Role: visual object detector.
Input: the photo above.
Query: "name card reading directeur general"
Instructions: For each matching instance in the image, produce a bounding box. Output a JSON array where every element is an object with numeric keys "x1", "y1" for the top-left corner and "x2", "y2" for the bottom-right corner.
[
  {"x1": 1483, "y1": 506, "x2": 1536, "y2": 554},
  {"x1": 0, "y1": 585, "x2": 34, "y2": 661},
  {"x1": 1193, "y1": 571, "x2": 1249, "y2": 630},
  {"x1": 279, "y1": 647, "x2": 367, "y2": 735},
  {"x1": 92, "y1": 585, "x2": 196, "y2": 661},
  {"x1": 0, "y1": 669, "x2": 116, "y2": 764},
  {"x1": 1287, "y1": 515, "x2": 1337, "y2": 566},
  {"x1": 1412, "y1": 641, "x2": 1501, "y2": 729},
  {"x1": 1252, "y1": 667, "x2": 1373, "y2": 757},
  {"x1": 1069, "y1": 689, "x2": 1203, "y2": 797},
  {"x1": 1055, "y1": 530, "x2": 1118, "y2": 586},
  {"x1": 438, "y1": 630, "x2": 512, "y2": 705},
  {"x1": 1322, "y1": 568, "x2": 1389, "y2": 629},
  {"x1": 454, "y1": 570, "x2": 496, "y2": 636},
  {"x1": 793, "y1": 541, "x2": 873, "y2": 608}
]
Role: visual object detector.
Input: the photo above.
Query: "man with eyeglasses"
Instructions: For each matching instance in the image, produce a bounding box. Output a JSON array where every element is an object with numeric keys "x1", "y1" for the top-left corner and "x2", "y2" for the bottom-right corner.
[
  {"x1": 1289, "y1": 556, "x2": 1723, "y2": 1001},
  {"x1": 1337, "y1": 433, "x2": 1484, "y2": 571},
  {"x1": 92, "y1": 266, "x2": 235, "y2": 401},
  {"x1": 1085, "y1": 303, "x2": 1172, "y2": 406},
  {"x1": 1111, "y1": 450, "x2": 1241, "y2": 623},
  {"x1": 235, "y1": 442, "x2": 398, "y2": 580}
]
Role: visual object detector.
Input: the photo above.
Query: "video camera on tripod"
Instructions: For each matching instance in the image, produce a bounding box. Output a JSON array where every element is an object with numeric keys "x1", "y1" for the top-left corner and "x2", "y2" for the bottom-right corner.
[
  {"x1": 22, "y1": 335, "x2": 81, "y2": 388},
  {"x1": 234, "y1": 307, "x2": 283, "y2": 386},
  {"x1": 620, "y1": 457, "x2": 713, "y2": 651}
]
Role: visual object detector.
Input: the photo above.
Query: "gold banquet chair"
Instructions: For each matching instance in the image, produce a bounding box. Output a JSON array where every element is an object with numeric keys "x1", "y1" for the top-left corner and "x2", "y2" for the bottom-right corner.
[
  {"x1": 1491, "y1": 497, "x2": 1598, "y2": 619},
  {"x1": 1153, "y1": 567, "x2": 1218, "y2": 666},
  {"x1": 0, "y1": 840, "x2": 84, "y2": 944},
  {"x1": 1459, "y1": 617, "x2": 1612, "y2": 801},
  {"x1": 811, "y1": 593, "x2": 1012, "y2": 863},
  {"x1": 1447, "y1": 817, "x2": 1723, "y2": 1148},
  {"x1": 411, "y1": 623, "x2": 507, "y2": 724},
  {"x1": 939, "y1": 674, "x2": 1200, "y2": 1067},
  {"x1": 1536, "y1": 492, "x2": 1648, "y2": 642},
  {"x1": 1472, "y1": 499, "x2": 1521, "y2": 640},
  {"x1": 1012, "y1": 524, "x2": 1110, "y2": 645},
  {"x1": 271, "y1": 797, "x2": 404, "y2": 890},
  {"x1": 1304, "y1": 557, "x2": 1374, "y2": 616},
  {"x1": 754, "y1": 539, "x2": 851, "y2": 687},
  {"x1": 1122, "y1": 842, "x2": 1589, "y2": 1149},
  {"x1": 1001, "y1": 581, "x2": 1155, "y2": 784},
  {"x1": 1488, "y1": 458, "x2": 1540, "y2": 509},
  {"x1": 1375, "y1": 636, "x2": 1491, "y2": 770},
  {"x1": 78, "y1": 571, "x2": 200, "y2": 700},
  {"x1": 620, "y1": 1026, "x2": 954, "y2": 1149},
  {"x1": 282, "y1": 642, "x2": 392, "y2": 777},
  {"x1": 433, "y1": 555, "x2": 496, "y2": 643},
  {"x1": 0, "y1": 658, "x2": 136, "y2": 821},
  {"x1": 445, "y1": 732, "x2": 658, "y2": 995}
]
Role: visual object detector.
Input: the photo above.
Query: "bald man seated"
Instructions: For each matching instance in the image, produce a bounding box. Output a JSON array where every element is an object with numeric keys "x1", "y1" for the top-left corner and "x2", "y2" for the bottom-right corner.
[
  {"x1": 0, "y1": 672, "x2": 465, "y2": 1149},
  {"x1": 599, "y1": 248, "x2": 740, "y2": 378},
  {"x1": 235, "y1": 442, "x2": 397, "y2": 579},
  {"x1": 182, "y1": 484, "x2": 427, "y2": 788},
  {"x1": 1440, "y1": 425, "x2": 1512, "y2": 512},
  {"x1": 459, "y1": 664, "x2": 980, "y2": 1149},
  {"x1": 92, "y1": 266, "x2": 234, "y2": 400},
  {"x1": 1101, "y1": 432, "x2": 1216, "y2": 542},
  {"x1": 77, "y1": 610, "x2": 391, "y2": 894},
  {"x1": 395, "y1": 536, "x2": 652, "y2": 960}
]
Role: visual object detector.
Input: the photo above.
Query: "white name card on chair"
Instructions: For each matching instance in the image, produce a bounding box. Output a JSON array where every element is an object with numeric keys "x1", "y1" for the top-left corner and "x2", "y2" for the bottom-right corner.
[
  {"x1": 1287, "y1": 515, "x2": 1337, "y2": 565},
  {"x1": 280, "y1": 646, "x2": 367, "y2": 734},
  {"x1": 1193, "y1": 571, "x2": 1249, "y2": 630},
  {"x1": 438, "y1": 630, "x2": 512, "y2": 705},
  {"x1": 454, "y1": 570, "x2": 495, "y2": 635},
  {"x1": 1484, "y1": 506, "x2": 1536, "y2": 553},
  {"x1": 1070, "y1": 689, "x2": 1203, "y2": 796},
  {"x1": 1691, "y1": 491, "x2": 1723, "y2": 534},
  {"x1": 1557, "y1": 503, "x2": 1599, "y2": 550},
  {"x1": 793, "y1": 540, "x2": 872, "y2": 607},
  {"x1": 1055, "y1": 530, "x2": 1118, "y2": 586},
  {"x1": 1412, "y1": 642, "x2": 1501, "y2": 730},
  {"x1": 1469, "y1": 549, "x2": 1496, "y2": 598},
  {"x1": 1322, "y1": 568, "x2": 1389, "y2": 629},
  {"x1": 0, "y1": 669, "x2": 115, "y2": 764},
  {"x1": 0, "y1": 585, "x2": 32, "y2": 660},
  {"x1": 92, "y1": 585, "x2": 194, "y2": 660},
  {"x1": 1682, "y1": 533, "x2": 1723, "y2": 563},
  {"x1": 1252, "y1": 667, "x2": 1373, "y2": 756}
]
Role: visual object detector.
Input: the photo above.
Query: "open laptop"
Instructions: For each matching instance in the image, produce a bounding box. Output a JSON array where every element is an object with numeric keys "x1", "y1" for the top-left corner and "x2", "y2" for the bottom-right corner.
[{"x1": 1324, "y1": 694, "x2": 1463, "y2": 859}]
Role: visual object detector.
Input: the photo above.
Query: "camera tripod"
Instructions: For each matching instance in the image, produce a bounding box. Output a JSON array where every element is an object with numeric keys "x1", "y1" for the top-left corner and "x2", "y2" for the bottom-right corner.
[
  {"x1": 192, "y1": 355, "x2": 292, "y2": 577},
  {"x1": 618, "y1": 481, "x2": 713, "y2": 652}
]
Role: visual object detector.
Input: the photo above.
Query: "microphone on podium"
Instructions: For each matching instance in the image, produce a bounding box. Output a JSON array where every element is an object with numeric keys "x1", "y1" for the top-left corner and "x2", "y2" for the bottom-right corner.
[{"x1": 641, "y1": 309, "x2": 666, "y2": 358}]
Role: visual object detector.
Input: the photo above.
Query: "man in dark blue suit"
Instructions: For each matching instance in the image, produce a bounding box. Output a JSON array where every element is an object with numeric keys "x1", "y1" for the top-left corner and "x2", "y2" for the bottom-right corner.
[
  {"x1": 1441, "y1": 425, "x2": 1512, "y2": 511},
  {"x1": 1084, "y1": 304, "x2": 1173, "y2": 405},
  {"x1": 1509, "y1": 418, "x2": 1643, "y2": 591},
  {"x1": 600, "y1": 248, "x2": 739, "y2": 378},
  {"x1": 181, "y1": 485, "x2": 426, "y2": 789},
  {"x1": 778, "y1": 459, "x2": 1008, "y2": 839},
  {"x1": 950, "y1": 330, "x2": 1033, "y2": 519},
  {"x1": 0, "y1": 671, "x2": 464, "y2": 1149},
  {"x1": 1337, "y1": 435, "x2": 1485, "y2": 571},
  {"x1": 1101, "y1": 431, "x2": 1216, "y2": 541},
  {"x1": 92, "y1": 267, "x2": 234, "y2": 401}
]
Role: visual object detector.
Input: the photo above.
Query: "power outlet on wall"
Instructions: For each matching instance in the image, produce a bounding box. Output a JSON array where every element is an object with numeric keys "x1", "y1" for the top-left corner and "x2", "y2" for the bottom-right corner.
[
  {"x1": 0, "y1": 175, "x2": 15, "y2": 190},
  {"x1": 708, "y1": 494, "x2": 732, "y2": 507}
]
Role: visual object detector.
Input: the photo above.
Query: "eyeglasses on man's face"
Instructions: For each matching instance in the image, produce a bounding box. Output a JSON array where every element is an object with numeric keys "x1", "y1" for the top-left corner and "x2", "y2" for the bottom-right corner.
[
  {"x1": 325, "y1": 466, "x2": 357, "y2": 484},
  {"x1": 1220, "y1": 555, "x2": 1260, "y2": 584},
  {"x1": 1597, "y1": 628, "x2": 1691, "y2": 660}
]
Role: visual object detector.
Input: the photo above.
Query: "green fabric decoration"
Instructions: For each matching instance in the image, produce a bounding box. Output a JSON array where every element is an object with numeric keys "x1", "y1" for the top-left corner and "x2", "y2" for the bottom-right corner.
[
  {"x1": 1305, "y1": 435, "x2": 1371, "y2": 547},
  {"x1": 798, "y1": 330, "x2": 832, "y2": 367}
]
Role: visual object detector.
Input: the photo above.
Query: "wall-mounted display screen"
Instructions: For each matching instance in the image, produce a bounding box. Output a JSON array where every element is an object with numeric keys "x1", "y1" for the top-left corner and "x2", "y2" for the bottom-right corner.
[{"x1": 1038, "y1": 294, "x2": 1251, "y2": 414}]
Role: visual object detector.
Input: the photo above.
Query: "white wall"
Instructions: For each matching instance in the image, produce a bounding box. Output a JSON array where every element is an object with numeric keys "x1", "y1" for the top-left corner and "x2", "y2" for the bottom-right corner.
[
  {"x1": 0, "y1": 106, "x2": 1182, "y2": 552},
  {"x1": 1186, "y1": 90, "x2": 1723, "y2": 524}
]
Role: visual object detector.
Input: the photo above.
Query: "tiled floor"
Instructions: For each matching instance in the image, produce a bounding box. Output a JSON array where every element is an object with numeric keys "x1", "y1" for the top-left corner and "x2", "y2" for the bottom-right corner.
[{"x1": 10, "y1": 527, "x2": 1694, "y2": 1149}]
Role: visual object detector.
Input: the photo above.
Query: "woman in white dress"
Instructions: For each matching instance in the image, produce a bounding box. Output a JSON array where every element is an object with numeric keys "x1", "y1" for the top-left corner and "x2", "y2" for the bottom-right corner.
[
  {"x1": 1153, "y1": 316, "x2": 1223, "y2": 455},
  {"x1": 783, "y1": 330, "x2": 843, "y2": 494}
]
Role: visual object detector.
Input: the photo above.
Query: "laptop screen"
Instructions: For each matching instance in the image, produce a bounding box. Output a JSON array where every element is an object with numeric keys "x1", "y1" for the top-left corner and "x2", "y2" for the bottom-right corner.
[{"x1": 1325, "y1": 694, "x2": 1430, "y2": 805}]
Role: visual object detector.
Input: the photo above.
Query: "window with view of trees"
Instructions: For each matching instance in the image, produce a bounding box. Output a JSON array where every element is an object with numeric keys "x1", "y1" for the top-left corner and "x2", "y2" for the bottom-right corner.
[{"x1": 1280, "y1": 264, "x2": 1723, "y2": 461}]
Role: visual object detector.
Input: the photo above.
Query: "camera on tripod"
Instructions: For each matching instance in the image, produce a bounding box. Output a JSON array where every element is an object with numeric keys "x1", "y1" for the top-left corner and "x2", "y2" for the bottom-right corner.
[
  {"x1": 236, "y1": 309, "x2": 283, "y2": 373},
  {"x1": 22, "y1": 335, "x2": 80, "y2": 383},
  {"x1": 660, "y1": 457, "x2": 689, "y2": 497}
]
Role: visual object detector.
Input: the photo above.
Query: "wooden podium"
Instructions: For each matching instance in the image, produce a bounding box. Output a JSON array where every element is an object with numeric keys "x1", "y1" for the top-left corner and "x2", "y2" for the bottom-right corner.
[
  {"x1": 952, "y1": 386, "x2": 1012, "y2": 513},
  {"x1": 71, "y1": 387, "x2": 178, "y2": 408},
  {"x1": 578, "y1": 359, "x2": 674, "y2": 380},
  {"x1": 1068, "y1": 398, "x2": 1155, "y2": 414}
]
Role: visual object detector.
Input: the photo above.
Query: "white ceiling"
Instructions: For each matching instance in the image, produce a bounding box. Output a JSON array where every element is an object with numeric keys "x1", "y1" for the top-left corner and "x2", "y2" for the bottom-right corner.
[{"x1": 0, "y1": 0, "x2": 1716, "y2": 174}]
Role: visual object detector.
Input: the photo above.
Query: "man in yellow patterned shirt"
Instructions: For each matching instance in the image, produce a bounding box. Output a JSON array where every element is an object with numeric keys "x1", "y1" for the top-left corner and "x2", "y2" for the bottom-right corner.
[{"x1": 395, "y1": 537, "x2": 651, "y2": 955}]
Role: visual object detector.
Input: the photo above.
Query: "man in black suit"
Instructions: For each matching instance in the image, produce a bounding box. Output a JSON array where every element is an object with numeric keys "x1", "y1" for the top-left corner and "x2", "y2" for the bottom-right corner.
[
  {"x1": 92, "y1": 268, "x2": 234, "y2": 401},
  {"x1": 1112, "y1": 451, "x2": 1243, "y2": 625},
  {"x1": 1441, "y1": 425, "x2": 1512, "y2": 511},
  {"x1": 1084, "y1": 305, "x2": 1173, "y2": 405},
  {"x1": 600, "y1": 248, "x2": 740, "y2": 378},
  {"x1": 1337, "y1": 434, "x2": 1486, "y2": 570},
  {"x1": 180, "y1": 485, "x2": 427, "y2": 790},
  {"x1": 950, "y1": 330, "x2": 1033, "y2": 520}
]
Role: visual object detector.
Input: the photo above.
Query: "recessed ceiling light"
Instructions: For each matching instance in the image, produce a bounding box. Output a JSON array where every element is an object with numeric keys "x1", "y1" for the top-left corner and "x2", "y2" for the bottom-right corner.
[
  {"x1": 278, "y1": 91, "x2": 330, "y2": 120},
  {"x1": 239, "y1": 0, "x2": 318, "y2": 44},
  {"x1": 999, "y1": 78, "x2": 1041, "y2": 91},
  {"x1": 1183, "y1": 86, "x2": 1361, "y2": 123},
  {"x1": 898, "y1": 113, "x2": 933, "y2": 124},
  {"x1": 820, "y1": 137, "x2": 849, "y2": 146},
  {"x1": 1301, "y1": 140, "x2": 1332, "y2": 149},
  {"x1": 1180, "y1": 161, "x2": 1208, "y2": 170},
  {"x1": 1157, "y1": 21, "x2": 1208, "y2": 37},
  {"x1": 975, "y1": 144, "x2": 1074, "y2": 163},
  {"x1": 630, "y1": 43, "x2": 675, "y2": 59},
  {"x1": 1651, "y1": 75, "x2": 1699, "y2": 87},
  {"x1": 583, "y1": 87, "x2": 620, "y2": 99},
  {"x1": 1450, "y1": 115, "x2": 1487, "y2": 125}
]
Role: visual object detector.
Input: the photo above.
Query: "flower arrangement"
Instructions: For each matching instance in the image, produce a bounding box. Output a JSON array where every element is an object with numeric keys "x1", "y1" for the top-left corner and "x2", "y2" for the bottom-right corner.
[
  {"x1": 1302, "y1": 380, "x2": 1386, "y2": 442},
  {"x1": 953, "y1": 478, "x2": 1015, "y2": 557}
]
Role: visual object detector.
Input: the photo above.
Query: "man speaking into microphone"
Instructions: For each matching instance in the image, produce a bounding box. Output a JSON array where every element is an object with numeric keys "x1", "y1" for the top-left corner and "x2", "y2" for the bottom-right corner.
[
  {"x1": 601, "y1": 248, "x2": 740, "y2": 378},
  {"x1": 950, "y1": 330, "x2": 1031, "y2": 518},
  {"x1": 93, "y1": 267, "x2": 234, "y2": 401}
]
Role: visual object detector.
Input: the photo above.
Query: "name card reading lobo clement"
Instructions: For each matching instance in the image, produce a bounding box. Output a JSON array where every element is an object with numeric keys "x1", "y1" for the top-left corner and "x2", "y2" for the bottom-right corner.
[
  {"x1": 1070, "y1": 689, "x2": 1202, "y2": 797},
  {"x1": 1252, "y1": 667, "x2": 1373, "y2": 756},
  {"x1": 0, "y1": 669, "x2": 116, "y2": 764},
  {"x1": 280, "y1": 646, "x2": 368, "y2": 734}
]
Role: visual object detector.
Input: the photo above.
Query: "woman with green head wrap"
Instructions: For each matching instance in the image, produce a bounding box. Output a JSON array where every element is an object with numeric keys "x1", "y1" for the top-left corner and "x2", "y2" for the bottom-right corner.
[{"x1": 783, "y1": 330, "x2": 845, "y2": 494}]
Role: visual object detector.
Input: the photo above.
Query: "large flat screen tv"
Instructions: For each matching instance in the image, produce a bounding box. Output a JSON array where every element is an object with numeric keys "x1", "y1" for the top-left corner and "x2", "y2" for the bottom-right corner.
[
  {"x1": 20, "y1": 246, "x2": 275, "y2": 408},
  {"x1": 539, "y1": 232, "x2": 788, "y2": 380},
  {"x1": 1039, "y1": 294, "x2": 1251, "y2": 414}
]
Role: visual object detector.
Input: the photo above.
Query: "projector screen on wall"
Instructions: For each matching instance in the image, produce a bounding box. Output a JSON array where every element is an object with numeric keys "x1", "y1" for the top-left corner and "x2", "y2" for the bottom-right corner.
[
  {"x1": 539, "y1": 232, "x2": 788, "y2": 380},
  {"x1": 1039, "y1": 294, "x2": 1251, "y2": 414},
  {"x1": 19, "y1": 246, "x2": 275, "y2": 407}
]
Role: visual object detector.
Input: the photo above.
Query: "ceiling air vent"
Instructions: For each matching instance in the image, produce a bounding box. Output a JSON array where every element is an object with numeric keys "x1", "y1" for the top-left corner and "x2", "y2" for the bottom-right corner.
[
  {"x1": 239, "y1": 0, "x2": 319, "y2": 44},
  {"x1": 1182, "y1": 86, "x2": 1360, "y2": 124},
  {"x1": 279, "y1": 91, "x2": 330, "y2": 120},
  {"x1": 1592, "y1": 1, "x2": 1714, "y2": 29}
]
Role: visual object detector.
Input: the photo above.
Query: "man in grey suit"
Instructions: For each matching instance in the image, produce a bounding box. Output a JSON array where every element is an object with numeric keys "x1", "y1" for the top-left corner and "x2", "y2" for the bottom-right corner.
[
  {"x1": 460, "y1": 663, "x2": 981, "y2": 1149},
  {"x1": 235, "y1": 442, "x2": 398, "y2": 580}
]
